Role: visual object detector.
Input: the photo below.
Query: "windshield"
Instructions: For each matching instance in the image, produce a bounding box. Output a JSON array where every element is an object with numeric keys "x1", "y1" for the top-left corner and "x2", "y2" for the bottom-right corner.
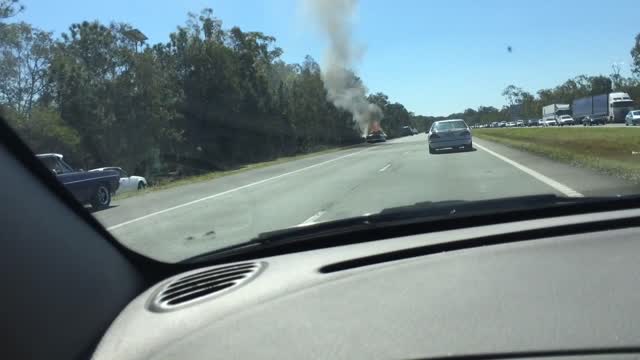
[
  {"x1": 612, "y1": 101, "x2": 634, "y2": 108},
  {"x1": 2, "y1": 1, "x2": 640, "y2": 263},
  {"x1": 40, "y1": 156, "x2": 72, "y2": 174}
]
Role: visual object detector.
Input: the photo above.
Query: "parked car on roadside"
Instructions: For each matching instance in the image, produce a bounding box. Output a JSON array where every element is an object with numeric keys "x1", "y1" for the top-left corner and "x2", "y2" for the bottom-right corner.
[
  {"x1": 400, "y1": 126, "x2": 414, "y2": 137},
  {"x1": 366, "y1": 130, "x2": 387, "y2": 143},
  {"x1": 516, "y1": 120, "x2": 525, "y2": 127},
  {"x1": 90, "y1": 167, "x2": 148, "y2": 194},
  {"x1": 36, "y1": 153, "x2": 120, "y2": 209},
  {"x1": 625, "y1": 110, "x2": 640, "y2": 126}
]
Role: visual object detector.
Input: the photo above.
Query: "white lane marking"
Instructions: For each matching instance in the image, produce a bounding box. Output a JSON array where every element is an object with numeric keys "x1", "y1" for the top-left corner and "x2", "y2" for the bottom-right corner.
[
  {"x1": 297, "y1": 211, "x2": 326, "y2": 227},
  {"x1": 379, "y1": 163, "x2": 391, "y2": 172},
  {"x1": 474, "y1": 142, "x2": 584, "y2": 197},
  {"x1": 107, "y1": 148, "x2": 370, "y2": 230}
]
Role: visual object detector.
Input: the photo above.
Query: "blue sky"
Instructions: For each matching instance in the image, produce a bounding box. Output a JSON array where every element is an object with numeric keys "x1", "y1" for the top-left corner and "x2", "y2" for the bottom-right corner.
[{"x1": 14, "y1": 0, "x2": 640, "y2": 116}]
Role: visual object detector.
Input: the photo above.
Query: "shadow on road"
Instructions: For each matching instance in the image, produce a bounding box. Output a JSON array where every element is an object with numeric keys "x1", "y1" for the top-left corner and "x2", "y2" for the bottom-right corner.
[
  {"x1": 430, "y1": 147, "x2": 477, "y2": 155},
  {"x1": 89, "y1": 204, "x2": 119, "y2": 213}
]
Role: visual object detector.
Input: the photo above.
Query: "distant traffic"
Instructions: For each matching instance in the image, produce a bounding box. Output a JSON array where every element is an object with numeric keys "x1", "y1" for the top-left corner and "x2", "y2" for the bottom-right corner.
[{"x1": 473, "y1": 91, "x2": 636, "y2": 128}]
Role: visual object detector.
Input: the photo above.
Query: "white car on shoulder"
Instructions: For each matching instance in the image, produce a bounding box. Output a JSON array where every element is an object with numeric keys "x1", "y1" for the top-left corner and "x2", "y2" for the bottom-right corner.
[
  {"x1": 428, "y1": 119, "x2": 472, "y2": 154},
  {"x1": 89, "y1": 167, "x2": 147, "y2": 194}
]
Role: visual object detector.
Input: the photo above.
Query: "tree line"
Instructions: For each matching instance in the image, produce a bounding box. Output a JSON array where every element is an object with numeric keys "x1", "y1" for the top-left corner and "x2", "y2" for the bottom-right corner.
[{"x1": 0, "y1": 3, "x2": 415, "y2": 180}]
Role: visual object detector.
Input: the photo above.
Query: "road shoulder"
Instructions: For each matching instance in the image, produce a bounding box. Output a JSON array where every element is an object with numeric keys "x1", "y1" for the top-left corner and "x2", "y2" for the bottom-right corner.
[{"x1": 474, "y1": 138, "x2": 640, "y2": 197}]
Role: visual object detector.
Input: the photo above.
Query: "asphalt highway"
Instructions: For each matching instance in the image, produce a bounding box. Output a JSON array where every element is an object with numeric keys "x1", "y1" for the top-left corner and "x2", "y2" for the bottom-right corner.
[{"x1": 93, "y1": 134, "x2": 639, "y2": 262}]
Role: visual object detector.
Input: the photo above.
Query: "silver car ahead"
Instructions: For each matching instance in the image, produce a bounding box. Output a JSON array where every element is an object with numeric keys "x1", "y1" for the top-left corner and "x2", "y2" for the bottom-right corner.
[{"x1": 428, "y1": 119, "x2": 472, "y2": 154}]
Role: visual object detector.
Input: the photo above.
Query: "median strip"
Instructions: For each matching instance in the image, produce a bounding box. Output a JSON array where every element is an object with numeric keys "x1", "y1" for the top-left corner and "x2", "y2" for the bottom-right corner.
[{"x1": 474, "y1": 128, "x2": 640, "y2": 184}]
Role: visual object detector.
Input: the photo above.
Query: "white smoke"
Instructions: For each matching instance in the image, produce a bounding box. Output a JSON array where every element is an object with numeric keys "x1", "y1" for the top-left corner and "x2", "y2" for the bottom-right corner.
[{"x1": 305, "y1": 0, "x2": 382, "y2": 135}]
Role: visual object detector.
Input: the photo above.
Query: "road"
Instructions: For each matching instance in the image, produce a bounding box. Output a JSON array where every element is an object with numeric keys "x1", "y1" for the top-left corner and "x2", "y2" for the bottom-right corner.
[{"x1": 94, "y1": 134, "x2": 639, "y2": 262}]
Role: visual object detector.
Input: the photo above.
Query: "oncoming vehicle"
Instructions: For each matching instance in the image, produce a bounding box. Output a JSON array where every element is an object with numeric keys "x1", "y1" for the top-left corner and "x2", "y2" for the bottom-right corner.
[
  {"x1": 427, "y1": 119, "x2": 472, "y2": 154},
  {"x1": 625, "y1": 110, "x2": 640, "y2": 126},
  {"x1": 527, "y1": 119, "x2": 540, "y2": 127},
  {"x1": 90, "y1": 167, "x2": 148, "y2": 194},
  {"x1": 573, "y1": 93, "x2": 634, "y2": 125},
  {"x1": 557, "y1": 114, "x2": 575, "y2": 126},
  {"x1": 542, "y1": 104, "x2": 571, "y2": 125}
]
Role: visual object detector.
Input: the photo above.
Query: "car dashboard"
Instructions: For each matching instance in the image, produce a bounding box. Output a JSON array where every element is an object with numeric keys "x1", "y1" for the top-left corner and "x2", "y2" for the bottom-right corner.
[{"x1": 93, "y1": 208, "x2": 640, "y2": 360}]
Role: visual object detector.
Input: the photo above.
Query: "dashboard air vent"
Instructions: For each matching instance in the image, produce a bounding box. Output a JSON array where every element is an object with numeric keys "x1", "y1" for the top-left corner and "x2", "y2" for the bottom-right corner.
[{"x1": 149, "y1": 262, "x2": 265, "y2": 312}]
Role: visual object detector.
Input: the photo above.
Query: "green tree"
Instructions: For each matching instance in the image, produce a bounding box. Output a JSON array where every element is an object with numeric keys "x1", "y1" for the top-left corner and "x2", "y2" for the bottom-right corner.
[
  {"x1": 631, "y1": 33, "x2": 640, "y2": 76},
  {"x1": 0, "y1": 0, "x2": 23, "y2": 19},
  {"x1": 1, "y1": 7, "x2": 381, "y2": 181},
  {"x1": 0, "y1": 22, "x2": 53, "y2": 117},
  {"x1": 590, "y1": 75, "x2": 612, "y2": 95},
  {"x1": 49, "y1": 21, "x2": 179, "y2": 174}
]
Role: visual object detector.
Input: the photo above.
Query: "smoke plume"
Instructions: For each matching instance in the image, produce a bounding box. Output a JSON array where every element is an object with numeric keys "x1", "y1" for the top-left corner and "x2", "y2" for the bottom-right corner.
[{"x1": 305, "y1": 0, "x2": 381, "y2": 135}]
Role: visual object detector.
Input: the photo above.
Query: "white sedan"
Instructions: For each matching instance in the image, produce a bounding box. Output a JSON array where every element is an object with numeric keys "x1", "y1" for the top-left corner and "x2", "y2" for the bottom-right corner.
[
  {"x1": 428, "y1": 119, "x2": 473, "y2": 154},
  {"x1": 557, "y1": 115, "x2": 575, "y2": 126},
  {"x1": 625, "y1": 110, "x2": 640, "y2": 126},
  {"x1": 90, "y1": 167, "x2": 147, "y2": 194}
]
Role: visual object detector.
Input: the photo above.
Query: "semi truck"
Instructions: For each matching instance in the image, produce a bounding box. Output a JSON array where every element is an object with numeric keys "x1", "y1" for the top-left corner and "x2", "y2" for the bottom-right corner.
[
  {"x1": 542, "y1": 104, "x2": 571, "y2": 126},
  {"x1": 572, "y1": 92, "x2": 634, "y2": 125}
]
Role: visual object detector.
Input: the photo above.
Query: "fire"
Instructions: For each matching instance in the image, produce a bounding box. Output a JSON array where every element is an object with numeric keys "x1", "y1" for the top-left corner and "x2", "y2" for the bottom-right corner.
[{"x1": 369, "y1": 121, "x2": 381, "y2": 134}]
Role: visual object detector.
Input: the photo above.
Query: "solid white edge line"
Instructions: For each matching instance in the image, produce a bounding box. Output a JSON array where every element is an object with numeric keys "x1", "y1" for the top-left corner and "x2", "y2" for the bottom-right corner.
[
  {"x1": 107, "y1": 148, "x2": 370, "y2": 231},
  {"x1": 379, "y1": 163, "x2": 391, "y2": 172},
  {"x1": 297, "y1": 211, "x2": 326, "y2": 227},
  {"x1": 474, "y1": 142, "x2": 584, "y2": 198}
]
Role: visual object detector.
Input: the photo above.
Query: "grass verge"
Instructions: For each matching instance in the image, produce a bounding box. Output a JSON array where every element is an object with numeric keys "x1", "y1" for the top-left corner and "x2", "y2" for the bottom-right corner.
[
  {"x1": 474, "y1": 128, "x2": 640, "y2": 184},
  {"x1": 113, "y1": 144, "x2": 364, "y2": 201}
]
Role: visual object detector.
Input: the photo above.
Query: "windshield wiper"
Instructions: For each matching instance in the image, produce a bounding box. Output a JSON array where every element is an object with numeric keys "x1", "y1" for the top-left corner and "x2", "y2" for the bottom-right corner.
[{"x1": 182, "y1": 194, "x2": 637, "y2": 264}]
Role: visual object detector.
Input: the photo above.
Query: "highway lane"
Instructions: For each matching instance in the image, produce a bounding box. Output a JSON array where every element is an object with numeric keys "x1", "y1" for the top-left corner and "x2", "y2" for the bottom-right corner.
[{"x1": 93, "y1": 134, "x2": 639, "y2": 262}]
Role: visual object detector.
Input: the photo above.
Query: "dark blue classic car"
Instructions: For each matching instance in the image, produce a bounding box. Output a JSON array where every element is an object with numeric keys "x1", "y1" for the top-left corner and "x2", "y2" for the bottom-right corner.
[{"x1": 36, "y1": 153, "x2": 120, "y2": 209}]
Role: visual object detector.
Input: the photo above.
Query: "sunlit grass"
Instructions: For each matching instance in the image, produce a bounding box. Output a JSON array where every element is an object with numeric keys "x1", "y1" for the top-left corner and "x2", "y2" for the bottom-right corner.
[{"x1": 474, "y1": 128, "x2": 640, "y2": 183}]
